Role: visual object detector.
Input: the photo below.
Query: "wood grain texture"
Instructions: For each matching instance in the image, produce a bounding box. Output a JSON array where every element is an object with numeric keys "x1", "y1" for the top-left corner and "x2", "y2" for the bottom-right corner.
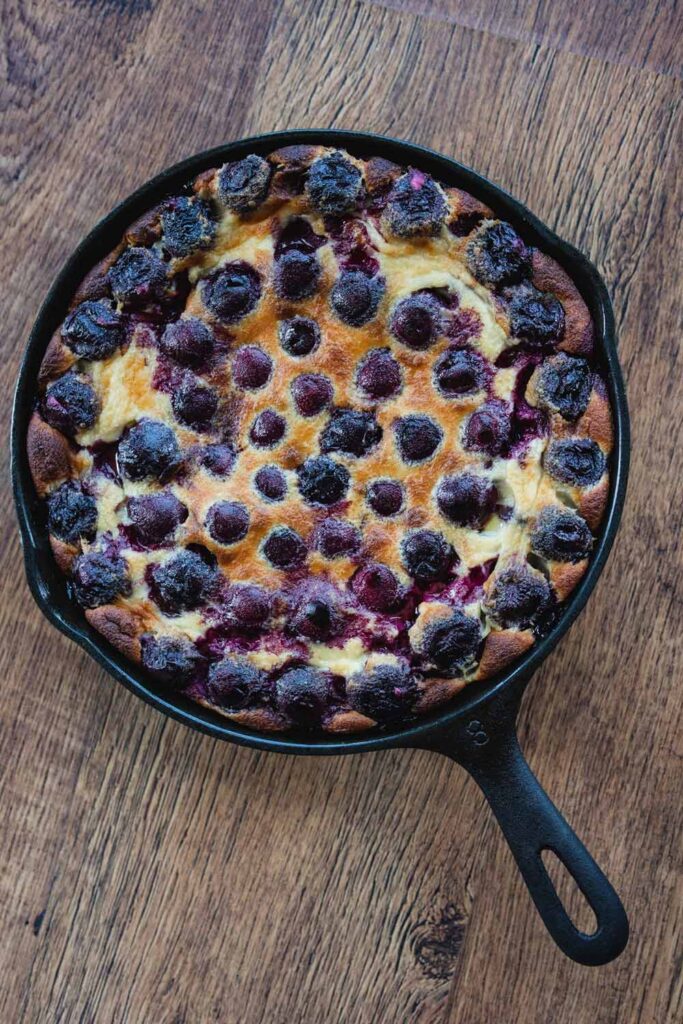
[
  {"x1": 361, "y1": 0, "x2": 683, "y2": 76},
  {"x1": 1, "y1": 1, "x2": 681, "y2": 1022}
]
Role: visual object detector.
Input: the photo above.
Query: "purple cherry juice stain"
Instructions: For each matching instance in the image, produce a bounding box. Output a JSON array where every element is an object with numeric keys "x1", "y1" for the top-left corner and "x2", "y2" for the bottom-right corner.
[
  {"x1": 89, "y1": 440, "x2": 120, "y2": 481},
  {"x1": 508, "y1": 355, "x2": 549, "y2": 457},
  {"x1": 128, "y1": 321, "x2": 158, "y2": 349},
  {"x1": 152, "y1": 354, "x2": 184, "y2": 395},
  {"x1": 325, "y1": 217, "x2": 380, "y2": 276},
  {"x1": 274, "y1": 216, "x2": 327, "y2": 257},
  {"x1": 435, "y1": 559, "x2": 498, "y2": 606}
]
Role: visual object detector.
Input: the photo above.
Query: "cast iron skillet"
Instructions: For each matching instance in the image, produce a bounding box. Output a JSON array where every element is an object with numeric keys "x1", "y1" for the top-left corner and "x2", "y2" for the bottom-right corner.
[{"x1": 11, "y1": 130, "x2": 630, "y2": 965}]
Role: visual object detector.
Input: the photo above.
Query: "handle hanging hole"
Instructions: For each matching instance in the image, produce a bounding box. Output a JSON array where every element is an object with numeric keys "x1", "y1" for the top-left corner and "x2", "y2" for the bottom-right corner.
[{"x1": 541, "y1": 848, "x2": 598, "y2": 935}]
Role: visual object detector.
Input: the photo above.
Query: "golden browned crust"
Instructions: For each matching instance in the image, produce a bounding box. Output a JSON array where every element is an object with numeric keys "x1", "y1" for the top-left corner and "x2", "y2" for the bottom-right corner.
[
  {"x1": 579, "y1": 477, "x2": 610, "y2": 531},
  {"x1": 267, "y1": 144, "x2": 323, "y2": 199},
  {"x1": 85, "y1": 605, "x2": 143, "y2": 662},
  {"x1": 50, "y1": 535, "x2": 77, "y2": 573},
  {"x1": 577, "y1": 388, "x2": 614, "y2": 450},
  {"x1": 476, "y1": 629, "x2": 535, "y2": 680},
  {"x1": 38, "y1": 333, "x2": 76, "y2": 388},
  {"x1": 220, "y1": 706, "x2": 290, "y2": 732},
  {"x1": 72, "y1": 249, "x2": 123, "y2": 306},
  {"x1": 364, "y1": 156, "x2": 401, "y2": 196},
  {"x1": 445, "y1": 187, "x2": 492, "y2": 234},
  {"x1": 326, "y1": 709, "x2": 374, "y2": 732},
  {"x1": 549, "y1": 560, "x2": 588, "y2": 601},
  {"x1": 531, "y1": 250, "x2": 594, "y2": 357},
  {"x1": 124, "y1": 207, "x2": 162, "y2": 247},
  {"x1": 415, "y1": 676, "x2": 467, "y2": 712},
  {"x1": 27, "y1": 412, "x2": 73, "y2": 495}
]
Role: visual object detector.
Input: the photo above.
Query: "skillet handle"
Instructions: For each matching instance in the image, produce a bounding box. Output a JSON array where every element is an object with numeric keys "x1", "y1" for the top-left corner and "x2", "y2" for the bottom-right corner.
[{"x1": 420, "y1": 688, "x2": 629, "y2": 965}]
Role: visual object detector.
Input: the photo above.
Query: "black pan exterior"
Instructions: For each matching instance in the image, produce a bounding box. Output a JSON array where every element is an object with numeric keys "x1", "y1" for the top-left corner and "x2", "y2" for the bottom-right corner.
[{"x1": 11, "y1": 130, "x2": 630, "y2": 756}]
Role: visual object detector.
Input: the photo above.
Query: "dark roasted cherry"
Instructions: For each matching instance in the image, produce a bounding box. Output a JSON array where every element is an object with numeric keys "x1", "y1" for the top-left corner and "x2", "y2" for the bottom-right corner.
[
  {"x1": 262, "y1": 527, "x2": 307, "y2": 569},
  {"x1": 347, "y1": 662, "x2": 417, "y2": 721},
  {"x1": 535, "y1": 353, "x2": 592, "y2": 421},
  {"x1": 108, "y1": 247, "x2": 167, "y2": 304},
  {"x1": 47, "y1": 482, "x2": 98, "y2": 544},
  {"x1": 484, "y1": 561, "x2": 551, "y2": 629},
  {"x1": 509, "y1": 287, "x2": 564, "y2": 345},
  {"x1": 72, "y1": 551, "x2": 129, "y2": 608},
  {"x1": 201, "y1": 261, "x2": 261, "y2": 323},
  {"x1": 291, "y1": 373, "x2": 333, "y2": 417},
  {"x1": 390, "y1": 292, "x2": 443, "y2": 350},
  {"x1": 314, "y1": 517, "x2": 361, "y2": 559},
  {"x1": 320, "y1": 408, "x2": 382, "y2": 457},
  {"x1": 223, "y1": 584, "x2": 271, "y2": 630},
  {"x1": 207, "y1": 658, "x2": 266, "y2": 709},
  {"x1": 141, "y1": 633, "x2": 203, "y2": 688},
  {"x1": 217, "y1": 154, "x2": 271, "y2": 211},
  {"x1": 462, "y1": 401, "x2": 511, "y2": 457},
  {"x1": 401, "y1": 529, "x2": 454, "y2": 585},
  {"x1": 206, "y1": 501, "x2": 250, "y2": 545},
  {"x1": 382, "y1": 170, "x2": 447, "y2": 237},
  {"x1": 118, "y1": 419, "x2": 182, "y2": 481},
  {"x1": 306, "y1": 151, "x2": 362, "y2": 214},
  {"x1": 352, "y1": 562, "x2": 401, "y2": 612},
  {"x1": 355, "y1": 348, "x2": 402, "y2": 400},
  {"x1": 150, "y1": 548, "x2": 218, "y2": 613},
  {"x1": 433, "y1": 347, "x2": 487, "y2": 397},
  {"x1": 288, "y1": 582, "x2": 344, "y2": 640},
  {"x1": 62, "y1": 299, "x2": 124, "y2": 360},
  {"x1": 366, "y1": 479, "x2": 404, "y2": 517},
  {"x1": 436, "y1": 473, "x2": 498, "y2": 529},
  {"x1": 467, "y1": 222, "x2": 530, "y2": 288},
  {"x1": 198, "y1": 443, "x2": 235, "y2": 477},
  {"x1": 128, "y1": 491, "x2": 188, "y2": 546},
  {"x1": 394, "y1": 415, "x2": 442, "y2": 463},
  {"x1": 544, "y1": 438, "x2": 606, "y2": 487},
  {"x1": 43, "y1": 372, "x2": 98, "y2": 436},
  {"x1": 254, "y1": 465, "x2": 287, "y2": 501},
  {"x1": 276, "y1": 667, "x2": 331, "y2": 724},
  {"x1": 530, "y1": 506, "x2": 593, "y2": 563},
  {"x1": 274, "y1": 249, "x2": 321, "y2": 301},
  {"x1": 231, "y1": 345, "x2": 273, "y2": 389},
  {"x1": 161, "y1": 196, "x2": 216, "y2": 259},
  {"x1": 420, "y1": 610, "x2": 482, "y2": 672},
  {"x1": 330, "y1": 270, "x2": 384, "y2": 327},
  {"x1": 160, "y1": 317, "x2": 214, "y2": 367},
  {"x1": 296, "y1": 455, "x2": 350, "y2": 506},
  {"x1": 249, "y1": 409, "x2": 286, "y2": 447},
  {"x1": 172, "y1": 379, "x2": 218, "y2": 428},
  {"x1": 278, "y1": 316, "x2": 320, "y2": 357}
]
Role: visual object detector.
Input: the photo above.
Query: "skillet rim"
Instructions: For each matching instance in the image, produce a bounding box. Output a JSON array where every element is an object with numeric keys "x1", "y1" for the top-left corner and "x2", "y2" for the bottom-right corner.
[{"x1": 10, "y1": 129, "x2": 630, "y2": 755}]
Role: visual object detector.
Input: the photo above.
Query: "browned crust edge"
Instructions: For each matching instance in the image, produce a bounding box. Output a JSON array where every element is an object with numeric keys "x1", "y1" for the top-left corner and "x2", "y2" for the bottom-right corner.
[
  {"x1": 550, "y1": 559, "x2": 589, "y2": 602},
  {"x1": 415, "y1": 675, "x2": 467, "y2": 713},
  {"x1": 27, "y1": 412, "x2": 73, "y2": 495},
  {"x1": 85, "y1": 604, "x2": 143, "y2": 663},
  {"x1": 476, "y1": 629, "x2": 535, "y2": 680},
  {"x1": 38, "y1": 333, "x2": 76, "y2": 388},
  {"x1": 579, "y1": 477, "x2": 610, "y2": 531},
  {"x1": 325, "y1": 709, "x2": 375, "y2": 733},
  {"x1": 531, "y1": 249, "x2": 594, "y2": 357},
  {"x1": 50, "y1": 535, "x2": 78, "y2": 573},
  {"x1": 72, "y1": 247, "x2": 124, "y2": 306},
  {"x1": 577, "y1": 388, "x2": 614, "y2": 451}
]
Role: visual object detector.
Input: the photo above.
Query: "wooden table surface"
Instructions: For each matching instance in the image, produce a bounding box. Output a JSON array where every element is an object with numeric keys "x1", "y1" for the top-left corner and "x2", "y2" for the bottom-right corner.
[{"x1": 2, "y1": 2, "x2": 681, "y2": 1021}]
